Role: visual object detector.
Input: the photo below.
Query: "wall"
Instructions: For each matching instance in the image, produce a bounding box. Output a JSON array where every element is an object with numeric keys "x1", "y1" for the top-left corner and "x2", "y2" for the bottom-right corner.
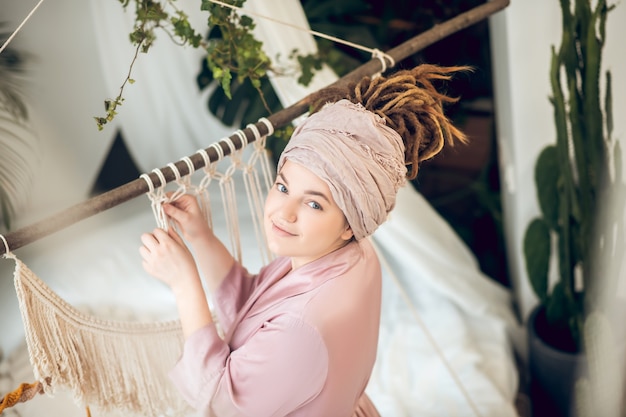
[
  {"x1": 489, "y1": 0, "x2": 626, "y2": 325},
  {"x1": 3, "y1": 0, "x2": 117, "y2": 224}
]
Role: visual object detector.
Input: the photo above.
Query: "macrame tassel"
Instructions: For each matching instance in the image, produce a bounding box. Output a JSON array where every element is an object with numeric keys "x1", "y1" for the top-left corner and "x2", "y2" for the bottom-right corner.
[
  {"x1": 243, "y1": 122, "x2": 275, "y2": 265},
  {"x1": 12, "y1": 257, "x2": 190, "y2": 417}
]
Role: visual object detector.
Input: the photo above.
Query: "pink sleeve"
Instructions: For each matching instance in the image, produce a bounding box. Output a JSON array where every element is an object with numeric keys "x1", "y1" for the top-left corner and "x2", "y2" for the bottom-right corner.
[
  {"x1": 169, "y1": 315, "x2": 328, "y2": 417},
  {"x1": 212, "y1": 262, "x2": 256, "y2": 332}
]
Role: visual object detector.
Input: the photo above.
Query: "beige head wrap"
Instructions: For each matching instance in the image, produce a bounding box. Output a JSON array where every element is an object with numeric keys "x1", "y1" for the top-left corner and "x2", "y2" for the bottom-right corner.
[{"x1": 277, "y1": 99, "x2": 407, "y2": 240}]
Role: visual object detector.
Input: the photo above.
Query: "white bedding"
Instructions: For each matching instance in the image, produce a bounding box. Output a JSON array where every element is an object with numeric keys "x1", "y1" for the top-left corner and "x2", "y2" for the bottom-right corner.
[{"x1": 0, "y1": 167, "x2": 521, "y2": 417}]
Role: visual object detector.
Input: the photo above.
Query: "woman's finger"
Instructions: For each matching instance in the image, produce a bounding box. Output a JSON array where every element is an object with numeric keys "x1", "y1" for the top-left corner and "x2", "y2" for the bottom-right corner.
[
  {"x1": 140, "y1": 232, "x2": 158, "y2": 248},
  {"x1": 167, "y1": 225, "x2": 184, "y2": 244},
  {"x1": 139, "y1": 245, "x2": 150, "y2": 258},
  {"x1": 153, "y1": 227, "x2": 170, "y2": 241}
]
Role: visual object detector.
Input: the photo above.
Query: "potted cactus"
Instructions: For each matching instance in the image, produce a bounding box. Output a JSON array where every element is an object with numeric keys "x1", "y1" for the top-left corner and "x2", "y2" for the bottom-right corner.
[{"x1": 523, "y1": 0, "x2": 622, "y2": 415}]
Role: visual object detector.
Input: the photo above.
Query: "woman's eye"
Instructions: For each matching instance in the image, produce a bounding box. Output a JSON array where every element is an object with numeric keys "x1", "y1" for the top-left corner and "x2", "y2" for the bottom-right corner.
[
  {"x1": 308, "y1": 201, "x2": 322, "y2": 210},
  {"x1": 276, "y1": 183, "x2": 287, "y2": 193}
]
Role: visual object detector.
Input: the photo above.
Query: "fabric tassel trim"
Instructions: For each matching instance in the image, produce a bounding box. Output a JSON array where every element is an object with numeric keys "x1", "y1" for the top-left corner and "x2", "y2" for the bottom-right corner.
[{"x1": 12, "y1": 258, "x2": 191, "y2": 417}]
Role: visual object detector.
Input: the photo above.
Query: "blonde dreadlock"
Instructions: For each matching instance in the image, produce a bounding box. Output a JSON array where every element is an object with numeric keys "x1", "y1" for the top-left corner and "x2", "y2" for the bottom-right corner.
[{"x1": 309, "y1": 64, "x2": 469, "y2": 179}]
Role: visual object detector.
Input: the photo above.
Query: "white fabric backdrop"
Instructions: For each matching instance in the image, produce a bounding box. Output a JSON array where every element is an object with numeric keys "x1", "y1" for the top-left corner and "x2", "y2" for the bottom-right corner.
[{"x1": 0, "y1": 1, "x2": 521, "y2": 416}]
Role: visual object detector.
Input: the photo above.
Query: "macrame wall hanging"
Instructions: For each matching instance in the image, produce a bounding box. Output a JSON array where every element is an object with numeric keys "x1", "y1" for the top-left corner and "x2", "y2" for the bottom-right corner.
[
  {"x1": 1, "y1": 122, "x2": 276, "y2": 417},
  {"x1": 0, "y1": 1, "x2": 510, "y2": 416}
]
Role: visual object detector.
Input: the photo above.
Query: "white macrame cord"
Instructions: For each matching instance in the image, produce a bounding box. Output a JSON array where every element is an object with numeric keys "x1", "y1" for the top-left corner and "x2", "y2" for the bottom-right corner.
[{"x1": 6, "y1": 121, "x2": 276, "y2": 417}]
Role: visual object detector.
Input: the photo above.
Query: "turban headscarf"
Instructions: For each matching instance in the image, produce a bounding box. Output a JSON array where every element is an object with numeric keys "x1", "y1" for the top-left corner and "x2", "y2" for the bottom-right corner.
[{"x1": 277, "y1": 99, "x2": 407, "y2": 240}]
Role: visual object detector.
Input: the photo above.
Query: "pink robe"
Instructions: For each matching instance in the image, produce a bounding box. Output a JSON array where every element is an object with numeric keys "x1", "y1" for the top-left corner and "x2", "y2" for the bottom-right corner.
[{"x1": 169, "y1": 239, "x2": 382, "y2": 417}]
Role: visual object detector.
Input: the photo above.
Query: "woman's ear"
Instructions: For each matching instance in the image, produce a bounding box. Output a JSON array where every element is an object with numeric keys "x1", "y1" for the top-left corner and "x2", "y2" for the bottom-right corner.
[{"x1": 341, "y1": 225, "x2": 354, "y2": 242}]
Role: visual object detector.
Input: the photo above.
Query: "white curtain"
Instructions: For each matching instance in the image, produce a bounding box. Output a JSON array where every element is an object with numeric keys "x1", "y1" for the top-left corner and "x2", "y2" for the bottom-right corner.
[{"x1": 88, "y1": 0, "x2": 338, "y2": 173}]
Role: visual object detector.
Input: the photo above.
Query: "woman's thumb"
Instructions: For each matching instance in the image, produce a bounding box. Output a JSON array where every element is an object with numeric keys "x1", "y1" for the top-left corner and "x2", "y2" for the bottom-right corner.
[{"x1": 163, "y1": 203, "x2": 182, "y2": 220}]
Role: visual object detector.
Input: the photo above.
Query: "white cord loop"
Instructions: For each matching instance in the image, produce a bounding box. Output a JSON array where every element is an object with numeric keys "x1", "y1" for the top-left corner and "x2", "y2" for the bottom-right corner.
[
  {"x1": 222, "y1": 137, "x2": 238, "y2": 157},
  {"x1": 139, "y1": 116, "x2": 277, "y2": 264},
  {"x1": 167, "y1": 163, "x2": 181, "y2": 182},
  {"x1": 234, "y1": 130, "x2": 248, "y2": 149},
  {"x1": 180, "y1": 156, "x2": 195, "y2": 176},
  {"x1": 371, "y1": 49, "x2": 395, "y2": 78},
  {"x1": 209, "y1": 143, "x2": 225, "y2": 162},
  {"x1": 0, "y1": 234, "x2": 11, "y2": 258},
  {"x1": 195, "y1": 148, "x2": 211, "y2": 168},
  {"x1": 251, "y1": 118, "x2": 274, "y2": 193},
  {"x1": 258, "y1": 118, "x2": 275, "y2": 136},
  {"x1": 245, "y1": 124, "x2": 260, "y2": 143},
  {"x1": 151, "y1": 168, "x2": 166, "y2": 188},
  {"x1": 140, "y1": 168, "x2": 186, "y2": 231},
  {"x1": 139, "y1": 173, "x2": 155, "y2": 194}
]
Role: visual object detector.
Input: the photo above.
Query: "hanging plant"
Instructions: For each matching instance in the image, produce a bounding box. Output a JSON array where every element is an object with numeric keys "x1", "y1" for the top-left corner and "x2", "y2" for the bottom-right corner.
[
  {"x1": 95, "y1": 0, "x2": 331, "y2": 131},
  {"x1": 96, "y1": 0, "x2": 316, "y2": 130}
]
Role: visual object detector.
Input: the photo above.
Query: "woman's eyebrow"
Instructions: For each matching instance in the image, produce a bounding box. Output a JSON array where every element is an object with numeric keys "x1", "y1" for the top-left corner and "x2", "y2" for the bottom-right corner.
[
  {"x1": 304, "y1": 189, "x2": 331, "y2": 203},
  {"x1": 277, "y1": 172, "x2": 288, "y2": 185},
  {"x1": 278, "y1": 172, "x2": 331, "y2": 203}
]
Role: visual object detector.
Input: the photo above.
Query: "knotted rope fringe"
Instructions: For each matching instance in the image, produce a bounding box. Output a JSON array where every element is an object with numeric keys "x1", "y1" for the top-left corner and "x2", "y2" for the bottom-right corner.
[
  {"x1": 2, "y1": 122, "x2": 275, "y2": 416},
  {"x1": 141, "y1": 123, "x2": 275, "y2": 265},
  {"x1": 7, "y1": 251, "x2": 189, "y2": 417},
  {"x1": 243, "y1": 121, "x2": 275, "y2": 264}
]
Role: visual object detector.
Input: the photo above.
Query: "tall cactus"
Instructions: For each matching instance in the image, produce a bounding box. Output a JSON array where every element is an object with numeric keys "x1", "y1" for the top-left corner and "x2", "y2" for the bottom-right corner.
[{"x1": 523, "y1": 0, "x2": 619, "y2": 352}]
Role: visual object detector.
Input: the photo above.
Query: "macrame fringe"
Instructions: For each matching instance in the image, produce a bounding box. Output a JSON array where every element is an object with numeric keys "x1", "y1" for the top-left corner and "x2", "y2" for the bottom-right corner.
[
  {"x1": 4, "y1": 124, "x2": 276, "y2": 416},
  {"x1": 11, "y1": 257, "x2": 191, "y2": 417}
]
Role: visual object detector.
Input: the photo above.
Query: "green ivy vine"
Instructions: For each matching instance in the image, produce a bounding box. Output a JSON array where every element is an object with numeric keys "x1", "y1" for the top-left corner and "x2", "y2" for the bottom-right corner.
[{"x1": 95, "y1": 0, "x2": 323, "y2": 131}]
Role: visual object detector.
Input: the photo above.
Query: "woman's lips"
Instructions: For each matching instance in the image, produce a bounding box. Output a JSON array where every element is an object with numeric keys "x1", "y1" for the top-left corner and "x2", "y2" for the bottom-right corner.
[{"x1": 272, "y1": 222, "x2": 296, "y2": 237}]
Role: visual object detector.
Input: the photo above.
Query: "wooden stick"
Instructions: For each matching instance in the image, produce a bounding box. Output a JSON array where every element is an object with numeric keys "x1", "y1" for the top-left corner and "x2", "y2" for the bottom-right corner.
[{"x1": 0, "y1": 0, "x2": 510, "y2": 256}]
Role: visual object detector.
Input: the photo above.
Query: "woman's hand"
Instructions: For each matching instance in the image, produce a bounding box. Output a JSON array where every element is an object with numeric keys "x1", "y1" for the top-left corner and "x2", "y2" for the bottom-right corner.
[
  {"x1": 157, "y1": 193, "x2": 235, "y2": 292},
  {"x1": 163, "y1": 194, "x2": 212, "y2": 245},
  {"x1": 140, "y1": 226, "x2": 214, "y2": 338},
  {"x1": 139, "y1": 227, "x2": 198, "y2": 293}
]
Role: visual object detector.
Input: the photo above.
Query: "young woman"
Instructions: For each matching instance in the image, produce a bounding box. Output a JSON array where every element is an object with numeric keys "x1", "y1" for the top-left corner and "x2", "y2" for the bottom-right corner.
[{"x1": 139, "y1": 65, "x2": 467, "y2": 417}]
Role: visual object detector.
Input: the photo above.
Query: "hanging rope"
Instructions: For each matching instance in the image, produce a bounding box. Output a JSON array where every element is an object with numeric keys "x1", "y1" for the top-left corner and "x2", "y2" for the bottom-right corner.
[
  {"x1": 0, "y1": 0, "x2": 46, "y2": 55},
  {"x1": 208, "y1": 0, "x2": 395, "y2": 73},
  {"x1": 0, "y1": 0, "x2": 510, "y2": 257},
  {"x1": 369, "y1": 237, "x2": 484, "y2": 417}
]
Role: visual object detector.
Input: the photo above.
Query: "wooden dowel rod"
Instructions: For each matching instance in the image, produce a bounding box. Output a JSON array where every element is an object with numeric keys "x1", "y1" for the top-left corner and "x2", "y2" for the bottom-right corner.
[{"x1": 0, "y1": 0, "x2": 509, "y2": 256}]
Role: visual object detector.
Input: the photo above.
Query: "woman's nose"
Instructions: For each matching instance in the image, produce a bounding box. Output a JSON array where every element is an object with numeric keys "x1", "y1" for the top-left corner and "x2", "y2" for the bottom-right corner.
[{"x1": 279, "y1": 198, "x2": 298, "y2": 222}]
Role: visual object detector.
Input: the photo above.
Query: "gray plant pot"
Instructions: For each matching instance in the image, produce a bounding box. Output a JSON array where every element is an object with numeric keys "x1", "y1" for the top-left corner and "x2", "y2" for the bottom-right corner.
[{"x1": 527, "y1": 305, "x2": 587, "y2": 417}]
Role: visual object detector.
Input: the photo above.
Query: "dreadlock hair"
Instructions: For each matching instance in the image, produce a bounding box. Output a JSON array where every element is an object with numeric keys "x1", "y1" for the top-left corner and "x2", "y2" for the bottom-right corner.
[{"x1": 308, "y1": 64, "x2": 470, "y2": 180}]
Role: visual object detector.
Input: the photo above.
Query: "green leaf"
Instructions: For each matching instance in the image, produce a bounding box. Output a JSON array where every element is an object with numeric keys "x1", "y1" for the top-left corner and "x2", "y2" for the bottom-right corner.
[
  {"x1": 297, "y1": 53, "x2": 323, "y2": 86},
  {"x1": 240, "y1": 15, "x2": 254, "y2": 28},
  {"x1": 605, "y1": 70, "x2": 613, "y2": 138},
  {"x1": 523, "y1": 218, "x2": 551, "y2": 301},
  {"x1": 546, "y1": 280, "x2": 567, "y2": 324},
  {"x1": 535, "y1": 145, "x2": 561, "y2": 229},
  {"x1": 220, "y1": 68, "x2": 233, "y2": 99}
]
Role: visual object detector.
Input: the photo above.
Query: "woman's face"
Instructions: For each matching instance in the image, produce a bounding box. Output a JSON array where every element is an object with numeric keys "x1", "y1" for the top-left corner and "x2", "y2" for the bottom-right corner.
[{"x1": 264, "y1": 160, "x2": 353, "y2": 269}]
